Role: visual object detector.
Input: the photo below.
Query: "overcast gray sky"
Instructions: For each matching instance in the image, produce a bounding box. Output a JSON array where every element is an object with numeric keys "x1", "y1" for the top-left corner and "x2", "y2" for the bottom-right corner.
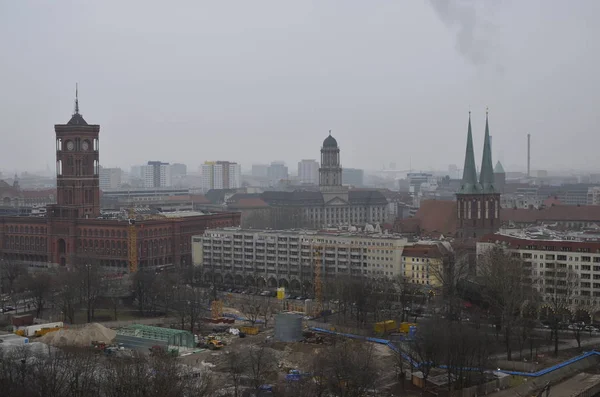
[{"x1": 1, "y1": 1, "x2": 599, "y2": 175}]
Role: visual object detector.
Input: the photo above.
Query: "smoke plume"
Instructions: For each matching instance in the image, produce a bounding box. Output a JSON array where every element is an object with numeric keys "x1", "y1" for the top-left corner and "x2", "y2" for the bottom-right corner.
[{"x1": 428, "y1": 0, "x2": 494, "y2": 65}]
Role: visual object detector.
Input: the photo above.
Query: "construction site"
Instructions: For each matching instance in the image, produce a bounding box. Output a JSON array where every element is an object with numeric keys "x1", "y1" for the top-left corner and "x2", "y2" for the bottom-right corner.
[{"x1": 4, "y1": 225, "x2": 600, "y2": 396}]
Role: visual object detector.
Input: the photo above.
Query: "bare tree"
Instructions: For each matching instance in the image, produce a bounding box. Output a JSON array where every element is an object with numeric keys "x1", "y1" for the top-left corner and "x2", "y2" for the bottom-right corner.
[
  {"x1": 73, "y1": 261, "x2": 106, "y2": 322},
  {"x1": 224, "y1": 350, "x2": 247, "y2": 397},
  {"x1": 478, "y1": 245, "x2": 533, "y2": 360},
  {"x1": 133, "y1": 270, "x2": 158, "y2": 316},
  {"x1": 24, "y1": 272, "x2": 52, "y2": 318},
  {"x1": 240, "y1": 294, "x2": 264, "y2": 326},
  {"x1": 174, "y1": 285, "x2": 208, "y2": 334},
  {"x1": 53, "y1": 269, "x2": 80, "y2": 323},
  {"x1": 412, "y1": 318, "x2": 444, "y2": 395},
  {"x1": 244, "y1": 345, "x2": 277, "y2": 393},
  {"x1": 429, "y1": 247, "x2": 470, "y2": 321},
  {"x1": 321, "y1": 339, "x2": 380, "y2": 397},
  {"x1": 537, "y1": 267, "x2": 579, "y2": 356},
  {"x1": 261, "y1": 297, "x2": 277, "y2": 328},
  {"x1": 0, "y1": 259, "x2": 26, "y2": 294}
]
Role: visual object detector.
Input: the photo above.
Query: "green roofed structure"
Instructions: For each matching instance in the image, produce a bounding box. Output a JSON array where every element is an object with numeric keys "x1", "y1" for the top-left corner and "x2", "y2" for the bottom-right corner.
[{"x1": 116, "y1": 324, "x2": 195, "y2": 348}]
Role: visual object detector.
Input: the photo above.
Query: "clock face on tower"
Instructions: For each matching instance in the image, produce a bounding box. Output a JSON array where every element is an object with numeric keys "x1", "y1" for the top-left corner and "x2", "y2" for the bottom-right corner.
[
  {"x1": 66, "y1": 140, "x2": 74, "y2": 151},
  {"x1": 81, "y1": 141, "x2": 89, "y2": 151}
]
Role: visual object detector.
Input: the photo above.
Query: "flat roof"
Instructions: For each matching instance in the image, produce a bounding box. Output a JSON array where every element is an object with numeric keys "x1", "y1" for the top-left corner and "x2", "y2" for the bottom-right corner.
[
  {"x1": 199, "y1": 227, "x2": 408, "y2": 240},
  {"x1": 161, "y1": 211, "x2": 206, "y2": 218}
]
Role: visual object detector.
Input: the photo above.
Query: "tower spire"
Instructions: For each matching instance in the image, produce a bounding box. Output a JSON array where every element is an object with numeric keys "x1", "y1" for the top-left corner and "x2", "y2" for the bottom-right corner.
[
  {"x1": 479, "y1": 109, "x2": 496, "y2": 193},
  {"x1": 458, "y1": 111, "x2": 481, "y2": 194},
  {"x1": 74, "y1": 83, "x2": 80, "y2": 115}
]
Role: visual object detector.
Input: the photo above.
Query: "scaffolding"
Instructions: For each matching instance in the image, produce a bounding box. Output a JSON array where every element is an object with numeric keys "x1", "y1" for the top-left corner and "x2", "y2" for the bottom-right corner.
[{"x1": 116, "y1": 324, "x2": 195, "y2": 348}]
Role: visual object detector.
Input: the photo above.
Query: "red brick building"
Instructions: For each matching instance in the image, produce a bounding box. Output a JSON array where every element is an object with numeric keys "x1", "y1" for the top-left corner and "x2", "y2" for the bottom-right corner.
[{"x1": 0, "y1": 97, "x2": 240, "y2": 271}]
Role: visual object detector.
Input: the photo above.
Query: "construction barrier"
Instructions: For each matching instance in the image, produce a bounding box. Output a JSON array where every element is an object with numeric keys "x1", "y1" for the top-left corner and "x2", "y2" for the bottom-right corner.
[
  {"x1": 374, "y1": 320, "x2": 397, "y2": 334},
  {"x1": 240, "y1": 326, "x2": 259, "y2": 335}
]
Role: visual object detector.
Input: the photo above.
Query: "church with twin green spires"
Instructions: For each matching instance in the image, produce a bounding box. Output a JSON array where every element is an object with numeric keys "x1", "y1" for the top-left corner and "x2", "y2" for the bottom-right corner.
[{"x1": 456, "y1": 111, "x2": 501, "y2": 239}]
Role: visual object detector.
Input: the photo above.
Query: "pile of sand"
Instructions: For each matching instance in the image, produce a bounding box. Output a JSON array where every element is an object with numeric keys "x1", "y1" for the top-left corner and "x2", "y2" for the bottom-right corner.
[{"x1": 39, "y1": 323, "x2": 116, "y2": 347}]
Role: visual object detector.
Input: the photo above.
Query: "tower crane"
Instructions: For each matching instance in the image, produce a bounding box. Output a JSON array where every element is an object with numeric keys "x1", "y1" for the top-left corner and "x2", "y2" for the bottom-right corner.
[
  {"x1": 127, "y1": 207, "x2": 167, "y2": 274},
  {"x1": 127, "y1": 208, "x2": 138, "y2": 273}
]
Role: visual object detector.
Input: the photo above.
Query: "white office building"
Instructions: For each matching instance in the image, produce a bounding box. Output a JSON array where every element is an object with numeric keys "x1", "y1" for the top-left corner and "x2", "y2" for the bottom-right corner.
[
  {"x1": 192, "y1": 228, "x2": 408, "y2": 292},
  {"x1": 141, "y1": 161, "x2": 172, "y2": 188},
  {"x1": 99, "y1": 167, "x2": 122, "y2": 190},
  {"x1": 297, "y1": 160, "x2": 319, "y2": 185},
  {"x1": 201, "y1": 161, "x2": 242, "y2": 192}
]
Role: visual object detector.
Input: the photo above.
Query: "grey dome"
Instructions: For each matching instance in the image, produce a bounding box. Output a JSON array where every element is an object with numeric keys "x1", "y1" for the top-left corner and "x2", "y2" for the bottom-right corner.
[{"x1": 323, "y1": 134, "x2": 338, "y2": 148}]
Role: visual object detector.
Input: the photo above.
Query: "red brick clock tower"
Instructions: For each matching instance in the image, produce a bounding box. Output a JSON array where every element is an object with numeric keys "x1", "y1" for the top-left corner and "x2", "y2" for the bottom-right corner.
[{"x1": 52, "y1": 87, "x2": 100, "y2": 219}]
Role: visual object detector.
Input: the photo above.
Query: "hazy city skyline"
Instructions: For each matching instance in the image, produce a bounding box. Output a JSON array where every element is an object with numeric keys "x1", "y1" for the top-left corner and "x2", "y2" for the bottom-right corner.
[{"x1": 1, "y1": 1, "x2": 599, "y2": 174}]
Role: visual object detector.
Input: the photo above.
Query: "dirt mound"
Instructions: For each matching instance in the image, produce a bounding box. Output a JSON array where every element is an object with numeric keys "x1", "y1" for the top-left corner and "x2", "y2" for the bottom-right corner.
[{"x1": 39, "y1": 323, "x2": 116, "y2": 347}]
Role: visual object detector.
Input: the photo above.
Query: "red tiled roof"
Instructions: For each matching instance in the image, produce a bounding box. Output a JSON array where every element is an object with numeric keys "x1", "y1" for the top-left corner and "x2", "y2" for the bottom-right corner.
[
  {"x1": 393, "y1": 217, "x2": 421, "y2": 233},
  {"x1": 189, "y1": 194, "x2": 211, "y2": 204},
  {"x1": 229, "y1": 198, "x2": 269, "y2": 209},
  {"x1": 402, "y1": 244, "x2": 445, "y2": 258},
  {"x1": 413, "y1": 200, "x2": 458, "y2": 236},
  {"x1": 501, "y1": 205, "x2": 600, "y2": 224},
  {"x1": 543, "y1": 197, "x2": 562, "y2": 207}
]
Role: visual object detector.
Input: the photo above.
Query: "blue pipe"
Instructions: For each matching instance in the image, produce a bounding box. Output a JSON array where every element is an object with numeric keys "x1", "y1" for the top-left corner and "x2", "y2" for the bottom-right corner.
[{"x1": 309, "y1": 327, "x2": 600, "y2": 377}]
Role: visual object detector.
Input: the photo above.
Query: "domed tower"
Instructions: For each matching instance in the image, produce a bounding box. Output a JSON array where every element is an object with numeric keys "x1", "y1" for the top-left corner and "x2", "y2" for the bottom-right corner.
[{"x1": 319, "y1": 130, "x2": 342, "y2": 187}]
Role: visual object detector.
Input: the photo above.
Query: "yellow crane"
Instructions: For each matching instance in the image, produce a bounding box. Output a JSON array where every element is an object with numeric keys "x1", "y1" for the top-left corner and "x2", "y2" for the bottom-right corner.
[
  {"x1": 127, "y1": 208, "x2": 168, "y2": 274},
  {"x1": 128, "y1": 208, "x2": 138, "y2": 273},
  {"x1": 313, "y1": 245, "x2": 323, "y2": 316}
]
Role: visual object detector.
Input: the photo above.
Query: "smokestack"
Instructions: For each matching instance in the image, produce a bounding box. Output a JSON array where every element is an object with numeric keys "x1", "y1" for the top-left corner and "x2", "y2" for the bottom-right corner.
[{"x1": 527, "y1": 134, "x2": 531, "y2": 177}]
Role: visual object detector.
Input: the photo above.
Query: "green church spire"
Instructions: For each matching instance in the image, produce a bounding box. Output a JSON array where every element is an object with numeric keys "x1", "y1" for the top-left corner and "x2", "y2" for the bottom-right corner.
[
  {"x1": 479, "y1": 109, "x2": 496, "y2": 193},
  {"x1": 458, "y1": 112, "x2": 481, "y2": 195}
]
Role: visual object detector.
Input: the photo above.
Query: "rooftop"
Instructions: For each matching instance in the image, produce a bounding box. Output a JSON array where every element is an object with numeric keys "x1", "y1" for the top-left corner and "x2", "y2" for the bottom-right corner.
[
  {"x1": 479, "y1": 232, "x2": 600, "y2": 251},
  {"x1": 161, "y1": 210, "x2": 207, "y2": 218},
  {"x1": 201, "y1": 226, "x2": 409, "y2": 241}
]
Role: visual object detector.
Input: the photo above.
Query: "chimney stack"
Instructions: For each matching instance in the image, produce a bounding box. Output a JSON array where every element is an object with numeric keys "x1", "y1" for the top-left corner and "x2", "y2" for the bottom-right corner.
[{"x1": 527, "y1": 134, "x2": 531, "y2": 177}]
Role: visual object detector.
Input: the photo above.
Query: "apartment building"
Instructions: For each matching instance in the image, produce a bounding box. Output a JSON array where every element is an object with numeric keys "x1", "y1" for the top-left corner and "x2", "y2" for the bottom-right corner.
[
  {"x1": 192, "y1": 228, "x2": 408, "y2": 291},
  {"x1": 402, "y1": 242, "x2": 451, "y2": 289},
  {"x1": 297, "y1": 160, "x2": 319, "y2": 185},
  {"x1": 99, "y1": 167, "x2": 122, "y2": 190},
  {"x1": 141, "y1": 161, "x2": 171, "y2": 188},
  {"x1": 477, "y1": 233, "x2": 600, "y2": 307},
  {"x1": 201, "y1": 161, "x2": 242, "y2": 192}
]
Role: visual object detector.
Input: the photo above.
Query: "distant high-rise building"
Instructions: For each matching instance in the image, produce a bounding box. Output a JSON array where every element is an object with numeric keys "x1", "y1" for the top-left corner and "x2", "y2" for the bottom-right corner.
[
  {"x1": 494, "y1": 161, "x2": 506, "y2": 193},
  {"x1": 130, "y1": 165, "x2": 143, "y2": 178},
  {"x1": 297, "y1": 159, "x2": 319, "y2": 185},
  {"x1": 171, "y1": 163, "x2": 187, "y2": 178},
  {"x1": 448, "y1": 164, "x2": 459, "y2": 178},
  {"x1": 587, "y1": 187, "x2": 600, "y2": 206},
  {"x1": 342, "y1": 168, "x2": 364, "y2": 186},
  {"x1": 267, "y1": 162, "x2": 288, "y2": 185},
  {"x1": 201, "y1": 161, "x2": 241, "y2": 192},
  {"x1": 141, "y1": 161, "x2": 171, "y2": 188},
  {"x1": 251, "y1": 164, "x2": 269, "y2": 178},
  {"x1": 99, "y1": 167, "x2": 122, "y2": 190}
]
